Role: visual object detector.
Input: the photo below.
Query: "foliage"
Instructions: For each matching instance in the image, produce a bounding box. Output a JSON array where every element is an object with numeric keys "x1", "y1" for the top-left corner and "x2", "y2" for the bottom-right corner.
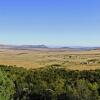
[
  {"x1": 0, "y1": 69, "x2": 15, "y2": 100},
  {"x1": 0, "y1": 65, "x2": 100, "y2": 99}
]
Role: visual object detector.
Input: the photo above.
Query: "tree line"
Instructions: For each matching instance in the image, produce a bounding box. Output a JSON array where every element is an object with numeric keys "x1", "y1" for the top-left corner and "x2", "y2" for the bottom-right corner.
[{"x1": 0, "y1": 64, "x2": 100, "y2": 100}]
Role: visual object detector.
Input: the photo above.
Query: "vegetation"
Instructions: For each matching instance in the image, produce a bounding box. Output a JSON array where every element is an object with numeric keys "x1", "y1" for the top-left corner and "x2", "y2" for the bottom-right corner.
[
  {"x1": 0, "y1": 49, "x2": 100, "y2": 70},
  {"x1": 1, "y1": 65, "x2": 100, "y2": 99}
]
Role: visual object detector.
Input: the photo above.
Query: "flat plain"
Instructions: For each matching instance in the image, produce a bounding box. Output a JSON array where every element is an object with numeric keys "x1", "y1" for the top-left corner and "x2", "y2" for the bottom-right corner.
[{"x1": 0, "y1": 48, "x2": 100, "y2": 70}]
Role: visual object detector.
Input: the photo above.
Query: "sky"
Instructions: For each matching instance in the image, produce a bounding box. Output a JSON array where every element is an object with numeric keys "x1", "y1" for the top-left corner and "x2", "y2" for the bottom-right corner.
[{"x1": 0, "y1": 0, "x2": 100, "y2": 46}]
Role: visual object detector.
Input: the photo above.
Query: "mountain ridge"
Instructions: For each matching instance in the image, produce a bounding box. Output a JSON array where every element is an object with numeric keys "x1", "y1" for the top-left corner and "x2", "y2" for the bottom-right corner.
[{"x1": 0, "y1": 44, "x2": 100, "y2": 50}]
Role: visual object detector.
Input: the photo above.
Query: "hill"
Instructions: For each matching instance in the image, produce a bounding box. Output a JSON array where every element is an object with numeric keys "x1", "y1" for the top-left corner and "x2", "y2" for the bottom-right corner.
[{"x1": 0, "y1": 44, "x2": 48, "y2": 50}]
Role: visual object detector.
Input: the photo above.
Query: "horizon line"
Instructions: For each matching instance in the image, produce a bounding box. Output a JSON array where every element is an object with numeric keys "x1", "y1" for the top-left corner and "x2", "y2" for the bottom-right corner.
[{"x1": 0, "y1": 43, "x2": 100, "y2": 48}]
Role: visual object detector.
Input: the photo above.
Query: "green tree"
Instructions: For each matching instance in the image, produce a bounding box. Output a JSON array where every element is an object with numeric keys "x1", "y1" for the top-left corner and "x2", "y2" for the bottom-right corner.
[{"x1": 0, "y1": 69, "x2": 15, "y2": 100}]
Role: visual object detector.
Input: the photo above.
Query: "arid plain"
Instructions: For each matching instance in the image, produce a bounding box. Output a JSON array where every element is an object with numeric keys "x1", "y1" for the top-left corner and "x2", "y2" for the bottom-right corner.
[{"x1": 0, "y1": 48, "x2": 100, "y2": 70}]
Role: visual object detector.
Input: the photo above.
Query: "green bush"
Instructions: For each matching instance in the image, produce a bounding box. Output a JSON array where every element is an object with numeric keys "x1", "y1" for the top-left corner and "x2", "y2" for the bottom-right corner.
[
  {"x1": 0, "y1": 65, "x2": 100, "y2": 100},
  {"x1": 0, "y1": 69, "x2": 15, "y2": 100}
]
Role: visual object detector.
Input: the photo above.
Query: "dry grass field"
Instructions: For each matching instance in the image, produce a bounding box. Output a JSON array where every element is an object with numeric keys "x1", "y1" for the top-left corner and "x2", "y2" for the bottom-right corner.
[{"x1": 0, "y1": 48, "x2": 100, "y2": 70}]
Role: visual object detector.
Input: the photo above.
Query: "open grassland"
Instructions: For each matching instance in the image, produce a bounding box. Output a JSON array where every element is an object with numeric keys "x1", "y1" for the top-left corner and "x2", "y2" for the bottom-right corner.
[{"x1": 0, "y1": 48, "x2": 100, "y2": 70}]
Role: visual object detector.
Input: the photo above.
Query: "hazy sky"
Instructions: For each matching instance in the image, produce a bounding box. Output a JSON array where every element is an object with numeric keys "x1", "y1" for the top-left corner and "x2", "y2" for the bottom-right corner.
[{"x1": 0, "y1": 0, "x2": 100, "y2": 46}]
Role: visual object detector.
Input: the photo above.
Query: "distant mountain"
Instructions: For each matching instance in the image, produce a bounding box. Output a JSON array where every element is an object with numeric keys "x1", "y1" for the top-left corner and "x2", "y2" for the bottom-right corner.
[
  {"x1": 15, "y1": 45, "x2": 48, "y2": 49},
  {"x1": 61, "y1": 46, "x2": 100, "y2": 51},
  {"x1": 0, "y1": 44, "x2": 48, "y2": 50},
  {"x1": 0, "y1": 44, "x2": 100, "y2": 51}
]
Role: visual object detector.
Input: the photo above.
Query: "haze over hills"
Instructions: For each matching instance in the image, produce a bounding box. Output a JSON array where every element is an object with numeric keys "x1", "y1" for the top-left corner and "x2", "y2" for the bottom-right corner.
[
  {"x1": 0, "y1": 44, "x2": 100, "y2": 51},
  {"x1": 0, "y1": 44, "x2": 48, "y2": 50},
  {"x1": 61, "y1": 46, "x2": 100, "y2": 51}
]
